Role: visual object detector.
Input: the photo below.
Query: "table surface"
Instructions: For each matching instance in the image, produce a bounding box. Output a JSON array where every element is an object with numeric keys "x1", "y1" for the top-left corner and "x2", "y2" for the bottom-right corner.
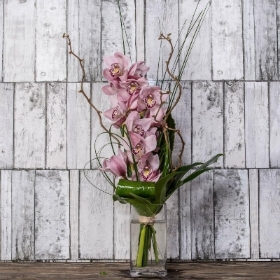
[{"x1": 0, "y1": 261, "x2": 279, "y2": 279}]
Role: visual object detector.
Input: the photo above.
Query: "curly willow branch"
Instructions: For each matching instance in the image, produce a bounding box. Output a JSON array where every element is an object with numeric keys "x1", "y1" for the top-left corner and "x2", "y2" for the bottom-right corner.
[
  {"x1": 159, "y1": 33, "x2": 185, "y2": 171},
  {"x1": 62, "y1": 33, "x2": 120, "y2": 146}
]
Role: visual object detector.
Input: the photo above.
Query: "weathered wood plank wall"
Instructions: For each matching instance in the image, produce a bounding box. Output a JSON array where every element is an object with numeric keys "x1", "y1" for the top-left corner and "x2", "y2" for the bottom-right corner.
[{"x1": 0, "y1": 0, "x2": 280, "y2": 261}]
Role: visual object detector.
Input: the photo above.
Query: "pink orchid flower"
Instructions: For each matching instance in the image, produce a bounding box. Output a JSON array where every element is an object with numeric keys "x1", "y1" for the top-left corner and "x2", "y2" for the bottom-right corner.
[
  {"x1": 102, "y1": 80, "x2": 120, "y2": 95},
  {"x1": 103, "y1": 52, "x2": 130, "y2": 81},
  {"x1": 138, "y1": 86, "x2": 168, "y2": 122},
  {"x1": 137, "y1": 153, "x2": 161, "y2": 182},
  {"x1": 100, "y1": 149, "x2": 127, "y2": 177},
  {"x1": 118, "y1": 77, "x2": 148, "y2": 102},
  {"x1": 124, "y1": 132, "x2": 157, "y2": 162},
  {"x1": 128, "y1": 61, "x2": 150, "y2": 79},
  {"x1": 125, "y1": 111, "x2": 153, "y2": 137},
  {"x1": 103, "y1": 96, "x2": 127, "y2": 127}
]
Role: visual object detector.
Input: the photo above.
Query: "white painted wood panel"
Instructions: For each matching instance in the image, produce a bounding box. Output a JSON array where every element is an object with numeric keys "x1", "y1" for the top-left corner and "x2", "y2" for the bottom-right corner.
[
  {"x1": 212, "y1": 0, "x2": 243, "y2": 80},
  {"x1": 70, "y1": 170, "x2": 79, "y2": 260},
  {"x1": 259, "y1": 169, "x2": 280, "y2": 258},
  {"x1": 245, "y1": 82, "x2": 269, "y2": 168},
  {"x1": 67, "y1": 83, "x2": 90, "y2": 169},
  {"x1": 46, "y1": 83, "x2": 67, "y2": 169},
  {"x1": 243, "y1": 0, "x2": 255, "y2": 80},
  {"x1": 135, "y1": 0, "x2": 145, "y2": 61},
  {"x1": 35, "y1": 170, "x2": 69, "y2": 259},
  {"x1": 214, "y1": 170, "x2": 250, "y2": 259},
  {"x1": 172, "y1": 81, "x2": 191, "y2": 166},
  {"x1": 67, "y1": 0, "x2": 101, "y2": 82},
  {"x1": 0, "y1": 170, "x2": 12, "y2": 260},
  {"x1": 191, "y1": 171, "x2": 214, "y2": 260},
  {"x1": 192, "y1": 81, "x2": 223, "y2": 167},
  {"x1": 14, "y1": 83, "x2": 45, "y2": 169},
  {"x1": 166, "y1": 190, "x2": 179, "y2": 259},
  {"x1": 0, "y1": 83, "x2": 13, "y2": 169},
  {"x1": 179, "y1": 182, "x2": 191, "y2": 260},
  {"x1": 254, "y1": 0, "x2": 278, "y2": 80},
  {"x1": 114, "y1": 202, "x2": 130, "y2": 260},
  {"x1": 269, "y1": 82, "x2": 280, "y2": 167},
  {"x1": 79, "y1": 170, "x2": 113, "y2": 259},
  {"x1": 145, "y1": 0, "x2": 178, "y2": 81},
  {"x1": 3, "y1": 0, "x2": 35, "y2": 82},
  {"x1": 36, "y1": 0, "x2": 66, "y2": 81},
  {"x1": 101, "y1": 0, "x2": 136, "y2": 74},
  {"x1": 11, "y1": 171, "x2": 34, "y2": 260},
  {"x1": 224, "y1": 81, "x2": 245, "y2": 168},
  {"x1": 0, "y1": 1, "x2": 3, "y2": 81},
  {"x1": 179, "y1": 0, "x2": 211, "y2": 80},
  {"x1": 249, "y1": 169, "x2": 259, "y2": 260}
]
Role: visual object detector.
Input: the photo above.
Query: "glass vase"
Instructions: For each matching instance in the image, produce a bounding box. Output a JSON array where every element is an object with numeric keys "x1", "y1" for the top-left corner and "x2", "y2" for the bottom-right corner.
[{"x1": 130, "y1": 204, "x2": 167, "y2": 278}]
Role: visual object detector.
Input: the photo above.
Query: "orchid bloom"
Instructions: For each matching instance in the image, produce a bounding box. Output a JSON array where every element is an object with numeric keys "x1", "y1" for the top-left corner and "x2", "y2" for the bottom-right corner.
[
  {"x1": 125, "y1": 132, "x2": 157, "y2": 162},
  {"x1": 137, "y1": 153, "x2": 161, "y2": 182},
  {"x1": 103, "y1": 96, "x2": 127, "y2": 127},
  {"x1": 125, "y1": 111, "x2": 153, "y2": 137},
  {"x1": 103, "y1": 52, "x2": 130, "y2": 81},
  {"x1": 100, "y1": 150, "x2": 127, "y2": 177},
  {"x1": 128, "y1": 61, "x2": 150, "y2": 78},
  {"x1": 102, "y1": 80, "x2": 120, "y2": 95}
]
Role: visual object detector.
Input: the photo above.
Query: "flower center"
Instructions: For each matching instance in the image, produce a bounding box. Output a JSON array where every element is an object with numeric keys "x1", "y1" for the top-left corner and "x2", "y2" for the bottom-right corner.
[
  {"x1": 127, "y1": 82, "x2": 139, "y2": 95},
  {"x1": 112, "y1": 107, "x2": 121, "y2": 119},
  {"x1": 141, "y1": 165, "x2": 152, "y2": 180},
  {"x1": 132, "y1": 142, "x2": 144, "y2": 155},
  {"x1": 109, "y1": 63, "x2": 122, "y2": 77},
  {"x1": 144, "y1": 93, "x2": 156, "y2": 108},
  {"x1": 133, "y1": 124, "x2": 145, "y2": 136}
]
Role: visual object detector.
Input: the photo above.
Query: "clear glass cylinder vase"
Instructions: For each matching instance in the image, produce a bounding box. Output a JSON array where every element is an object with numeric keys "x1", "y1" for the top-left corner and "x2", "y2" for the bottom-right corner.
[{"x1": 130, "y1": 204, "x2": 167, "y2": 278}]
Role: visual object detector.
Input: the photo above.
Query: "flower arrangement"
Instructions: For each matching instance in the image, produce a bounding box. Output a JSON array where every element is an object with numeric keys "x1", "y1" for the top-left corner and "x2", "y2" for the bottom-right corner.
[{"x1": 63, "y1": 0, "x2": 221, "y2": 275}]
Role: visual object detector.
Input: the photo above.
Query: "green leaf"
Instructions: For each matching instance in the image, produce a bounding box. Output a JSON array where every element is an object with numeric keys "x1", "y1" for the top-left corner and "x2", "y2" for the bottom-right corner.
[{"x1": 166, "y1": 113, "x2": 176, "y2": 152}]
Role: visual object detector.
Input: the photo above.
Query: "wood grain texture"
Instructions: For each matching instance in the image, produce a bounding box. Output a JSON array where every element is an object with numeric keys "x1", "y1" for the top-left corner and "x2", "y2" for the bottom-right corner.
[
  {"x1": 179, "y1": 182, "x2": 191, "y2": 260},
  {"x1": 113, "y1": 203, "x2": 130, "y2": 260},
  {"x1": 135, "y1": 0, "x2": 145, "y2": 61},
  {"x1": 214, "y1": 170, "x2": 250, "y2": 259},
  {"x1": 79, "y1": 170, "x2": 113, "y2": 259},
  {"x1": 245, "y1": 82, "x2": 269, "y2": 168},
  {"x1": 67, "y1": 83, "x2": 90, "y2": 169},
  {"x1": 35, "y1": 170, "x2": 70, "y2": 260},
  {"x1": 212, "y1": 0, "x2": 243, "y2": 80},
  {"x1": 3, "y1": 0, "x2": 35, "y2": 82},
  {"x1": 0, "y1": 170, "x2": 12, "y2": 260},
  {"x1": 145, "y1": 0, "x2": 178, "y2": 81},
  {"x1": 101, "y1": 0, "x2": 136, "y2": 74},
  {"x1": 70, "y1": 170, "x2": 79, "y2": 260},
  {"x1": 243, "y1": 0, "x2": 255, "y2": 80},
  {"x1": 269, "y1": 82, "x2": 280, "y2": 167},
  {"x1": 11, "y1": 171, "x2": 35, "y2": 261},
  {"x1": 172, "y1": 81, "x2": 191, "y2": 166},
  {"x1": 224, "y1": 81, "x2": 245, "y2": 168},
  {"x1": 0, "y1": 83, "x2": 13, "y2": 169},
  {"x1": 259, "y1": 169, "x2": 280, "y2": 258},
  {"x1": 0, "y1": 1, "x2": 3, "y2": 81},
  {"x1": 249, "y1": 169, "x2": 259, "y2": 259},
  {"x1": 14, "y1": 83, "x2": 46, "y2": 169},
  {"x1": 166, "y1": 190, "x2": 179, "y2": 259},
  {"x1": 46, "y1": 83, "x2": 67, "y2": 169},
  {"x1": 191, "y1": 171, "x2": 214, "y2": 260},
  {"x1": 254, "y1": 0, "x2": 278, "y2": 80},
  {"x1": 36, "y1": 0, "x2": 66, "y2": 81},
  {"x1": 67, "y1": 0, "x2": 101, "y2": 82},
  {"x1": 179, "y1": 0, "x2": 211, "y2": 80},
  {"x1": 192, "y1": 81, "x2": 223, "y2": 167}
]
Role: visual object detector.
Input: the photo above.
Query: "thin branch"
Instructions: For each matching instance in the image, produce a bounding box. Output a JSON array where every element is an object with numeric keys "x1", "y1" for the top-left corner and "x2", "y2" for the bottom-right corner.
[{"x1": 62, "y1": 33, "x2": 120, "y2": 145}]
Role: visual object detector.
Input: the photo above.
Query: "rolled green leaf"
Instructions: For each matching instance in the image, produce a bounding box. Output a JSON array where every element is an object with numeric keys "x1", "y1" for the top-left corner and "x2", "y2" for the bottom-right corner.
[{"x1": 116, "y1": 179, "x2": 155, "y2": 199}]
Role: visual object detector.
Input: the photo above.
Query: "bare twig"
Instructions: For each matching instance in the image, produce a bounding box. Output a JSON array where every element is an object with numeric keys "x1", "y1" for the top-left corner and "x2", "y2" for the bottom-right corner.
[{"x1": 62, "y1": 33, "x2": 120, "y2": 145}]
